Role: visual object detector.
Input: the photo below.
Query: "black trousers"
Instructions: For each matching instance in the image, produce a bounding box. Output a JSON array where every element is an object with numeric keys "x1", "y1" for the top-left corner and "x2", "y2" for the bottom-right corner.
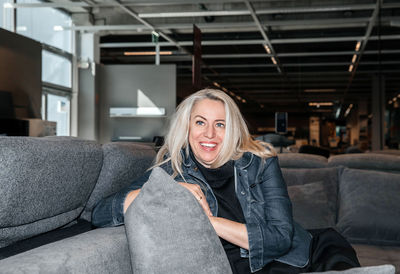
[{"x1": 255, "y1": 228, "x2": 361, "y2": 274}]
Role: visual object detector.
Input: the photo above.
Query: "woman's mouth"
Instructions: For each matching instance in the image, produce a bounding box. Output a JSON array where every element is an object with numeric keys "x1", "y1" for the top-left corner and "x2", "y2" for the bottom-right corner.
[{"x1": 200, "y1": 142, "x2": 217, "y2": 150}]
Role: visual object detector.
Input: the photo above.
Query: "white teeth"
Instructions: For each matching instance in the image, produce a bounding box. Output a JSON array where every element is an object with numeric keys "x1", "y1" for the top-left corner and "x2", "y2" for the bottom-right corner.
[{"x1": 200, "y1": 143, "x2": 216, "y2": 148}]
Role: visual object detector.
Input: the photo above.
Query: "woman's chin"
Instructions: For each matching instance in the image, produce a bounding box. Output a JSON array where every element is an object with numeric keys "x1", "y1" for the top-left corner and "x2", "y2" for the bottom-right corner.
[{"x1": 197, "y1": 158, "x2": 217, "y2": 168}]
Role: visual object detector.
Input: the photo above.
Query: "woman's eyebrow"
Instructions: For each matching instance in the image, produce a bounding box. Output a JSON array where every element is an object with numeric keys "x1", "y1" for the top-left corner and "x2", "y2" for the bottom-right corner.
[
  {"x1": 193, "y1": 115, "x2": 225, "y2": 122},
  {"x1": 193, "y1": 115, "x2": 206, "y2": 120}
]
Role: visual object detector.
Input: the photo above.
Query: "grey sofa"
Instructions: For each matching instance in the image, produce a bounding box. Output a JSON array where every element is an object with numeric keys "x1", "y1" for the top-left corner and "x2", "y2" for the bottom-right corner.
[
  {"x1": 0, "y1": 136, "x2": 156, "y2": 273},
  {"x1": 278, "y1": 153, "x2": 400, "y2": 273},
  {"x1": 0, "y1": 136, "x2": 398, "y2": 273}
]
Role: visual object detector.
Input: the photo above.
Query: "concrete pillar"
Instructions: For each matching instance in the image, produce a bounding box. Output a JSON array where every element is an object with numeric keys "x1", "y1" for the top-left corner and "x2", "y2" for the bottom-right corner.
[
  {"x1": 347, "y1": 106, "x2": 359, "y2": 146},
  {"x1": 76, "y1": 32, "x2": 100, "y2": 141},
  {"x1": 371, "y1": 75, "x2": 385, "y2": 151}
]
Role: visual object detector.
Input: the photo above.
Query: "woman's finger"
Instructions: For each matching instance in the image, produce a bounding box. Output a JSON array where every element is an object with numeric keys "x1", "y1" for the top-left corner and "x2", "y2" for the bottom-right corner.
[
  {"x1": 178, "y1": 182, "x2": 202, "y2": 199},
  {"x1": 178, "y1": 182, "x2": 212, "y2": 216}
]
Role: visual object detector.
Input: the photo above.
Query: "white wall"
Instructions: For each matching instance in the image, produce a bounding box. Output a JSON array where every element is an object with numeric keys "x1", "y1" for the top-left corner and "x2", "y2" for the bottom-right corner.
[{"x1": 98, "y1": 64, "x2": 176, "y2": 144}]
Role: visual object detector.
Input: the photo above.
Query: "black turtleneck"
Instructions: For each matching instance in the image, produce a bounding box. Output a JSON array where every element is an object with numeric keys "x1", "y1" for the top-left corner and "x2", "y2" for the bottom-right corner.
[{"x1": 189, "y1": 149, "x2": 250, "y2": 274}]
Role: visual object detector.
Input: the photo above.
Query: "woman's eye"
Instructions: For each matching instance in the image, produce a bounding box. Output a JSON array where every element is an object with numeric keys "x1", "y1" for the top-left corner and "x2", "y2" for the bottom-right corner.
[
  {"x1": 216, "y1": 123, "x2": 225, "y2": 128},
  {"x1": 195, "y1": 120, "x2": 205, "y2": 126}
]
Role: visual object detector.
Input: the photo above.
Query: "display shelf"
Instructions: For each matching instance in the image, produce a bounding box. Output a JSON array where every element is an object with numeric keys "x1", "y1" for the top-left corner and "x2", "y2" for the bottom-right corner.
[{"x1": 110, "y1": 115, "x2": 167, "y2": 118}]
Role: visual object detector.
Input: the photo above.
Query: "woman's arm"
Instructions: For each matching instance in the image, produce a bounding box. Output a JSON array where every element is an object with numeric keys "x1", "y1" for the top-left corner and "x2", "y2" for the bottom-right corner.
[
  {"x1": 209, "y1": 217, "x2": 249, "y2": 250},
  {"x1": 179, "y1": 183, "x2": 249, "y2": 250},
  {"x1": 123, "y1": 189, "x2": 141, "y2": 213},
  {"x1": 91, "y1": 170, "x2": 151, "y2": 227}
]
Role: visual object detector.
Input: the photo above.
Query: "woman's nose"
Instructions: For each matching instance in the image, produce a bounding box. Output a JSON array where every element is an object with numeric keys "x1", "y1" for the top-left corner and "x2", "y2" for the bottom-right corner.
[{"x1": 204, "y1": 125, "x2": 215, "y2": 138}]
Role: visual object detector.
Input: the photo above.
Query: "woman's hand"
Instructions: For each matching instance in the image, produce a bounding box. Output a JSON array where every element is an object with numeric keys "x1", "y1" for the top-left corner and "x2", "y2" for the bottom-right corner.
[{"x1": 178, "y1": 182, "x2": 213, "y2": 217}]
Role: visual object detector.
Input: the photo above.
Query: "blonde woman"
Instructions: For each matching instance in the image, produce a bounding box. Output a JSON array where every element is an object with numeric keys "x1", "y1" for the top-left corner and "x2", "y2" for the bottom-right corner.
[{"x1": 93, "y1": 89, "x2": 359, "y2": 273}]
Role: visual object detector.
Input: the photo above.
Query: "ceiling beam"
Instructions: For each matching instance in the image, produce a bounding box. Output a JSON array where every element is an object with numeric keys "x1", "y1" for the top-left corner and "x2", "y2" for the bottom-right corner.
[
  {"x1": 110, "y1": 0, "x2": 190, "y2": 55},
  {"x1": 104, "y1": 49, "x2": 400, "y2": 63},
  {"x1": 244, "y1": 0, "x2": 283, "y2": 74},
  {"x1": 66, "y1": 17, "x2": 400, "y2": 32},
  {"x1": 12, "y1": 2, "x2": 400, "y2": 11},
  {"x1": 177, "y1": 60, "x2": 400, "y2": 69},
  {"x1": 344, "y1": 0, "x2": 381, "y2": 101},
  {"x1": 136, "y1": 3, "x2": 400, "y2": 18},
  {"x1": 100, "y1": 34, "x2": 400, "y2": 48}
]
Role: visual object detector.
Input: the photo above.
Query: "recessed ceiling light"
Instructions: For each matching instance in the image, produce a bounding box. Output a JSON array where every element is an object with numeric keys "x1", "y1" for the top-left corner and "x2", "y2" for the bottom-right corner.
[
  {"x1": 308, "y1": 102, "x2": 333, "y2": 107},
  {"x1": 124, "y1": 51, "x2": 172, "y2": 56},
  {"x1": 212, "y1": 82, "x2": 221, "y2": 88},
  {"x1": 355, "y1": 41, "x2": 361, "y2": 51},
  {"x1": 263, "y1": 44, "x2": 271, "y2": 54},
  {"x1": 351, "y1": 54, "x2": 357, "y2": 63}
]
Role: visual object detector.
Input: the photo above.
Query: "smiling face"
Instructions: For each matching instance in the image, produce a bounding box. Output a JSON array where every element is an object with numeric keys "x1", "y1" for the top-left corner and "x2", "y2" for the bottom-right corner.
[{"x1": 188, "y1": 98, "x2": 226, "y2": 168}]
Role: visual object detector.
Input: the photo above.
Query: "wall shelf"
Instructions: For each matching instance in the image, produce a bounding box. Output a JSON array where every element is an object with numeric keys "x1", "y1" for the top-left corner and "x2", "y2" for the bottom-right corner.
[{"x1": 110, "y1": 115, "x2": 167, "y2": 118}]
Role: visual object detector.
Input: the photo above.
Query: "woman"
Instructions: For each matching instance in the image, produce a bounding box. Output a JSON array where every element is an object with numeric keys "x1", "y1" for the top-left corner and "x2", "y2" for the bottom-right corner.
[{"x1": 92, "y1": 88, "x2": 359, "y2": 273}]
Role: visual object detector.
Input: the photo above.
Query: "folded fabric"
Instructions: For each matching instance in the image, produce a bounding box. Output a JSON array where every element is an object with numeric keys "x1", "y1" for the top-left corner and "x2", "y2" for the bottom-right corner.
[{"x1": 124, "y1": 167, "x2": 232, "y2": 274}]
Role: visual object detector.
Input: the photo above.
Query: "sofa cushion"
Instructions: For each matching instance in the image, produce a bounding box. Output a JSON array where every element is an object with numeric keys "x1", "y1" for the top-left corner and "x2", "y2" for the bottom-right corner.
[
  {"x1": 0, "y1": 137, "x2": 102, "y2": 248},
  {"x1": 303, "y1": 264, "x2": 395, "y2": 274},
  {"x1": 328, "y1": 153, "x2": 400, "y2": 174},
  {"x1": 0, "y1": 226, "x2": 132, "y2": 274},
  {"x1": 81, "y1": 142, "x2": 156, "y2": 221},
  {"x1": 352, "y1": 244, "x2": 400, "y2": 273},
  {"x1": 281, "y1": 167, "x2": 340, "y2": 187},
  {"x1": 278, "y1": 153, "x2": 328, "y2": 169},
  {"x1": 282, "y1": 167, "x2": 340, "y2": 230},
  {"x1": 288, "y1": 182, "x2": 336, "y2": 229},
  {"x1": 337, "y1": 168, "x2": 400, "y2": 245},
  {"x1": 352, "y1": 244, "x2": 400, "y2": 274},
  {"x1": 124, "y1": 167, "x2": 232, "y2": 274}
]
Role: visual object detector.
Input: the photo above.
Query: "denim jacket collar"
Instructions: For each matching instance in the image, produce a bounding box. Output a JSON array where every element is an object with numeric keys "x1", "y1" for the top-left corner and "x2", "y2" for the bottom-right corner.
[
  {"x1": 181, "y1": 147, "x2": 192, "y2": 168},
  {"x1": 234, "y1": 152, "x2": 253, "y2": 169}
]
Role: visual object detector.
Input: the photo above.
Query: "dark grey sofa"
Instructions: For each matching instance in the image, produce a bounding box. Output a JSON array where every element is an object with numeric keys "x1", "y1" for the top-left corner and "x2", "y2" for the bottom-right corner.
[
  {"x1": 0, "y1": 137, "x2": 398, "y2": 273},
  {"x1": 278, "y1": 153, "x2": 400, "y2": 273},
  {"x1": 0, "y1": 136, "x2": 155, "y2": 273}
]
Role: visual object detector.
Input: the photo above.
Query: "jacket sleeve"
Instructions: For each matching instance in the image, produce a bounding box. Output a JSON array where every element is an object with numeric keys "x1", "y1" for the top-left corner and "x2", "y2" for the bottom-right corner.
[
  {"x1": 245, "y1": 156, "x2": 294, "y2": 271},
  {"x1": 91, "y1": 170, "x2": 152, "y2": 228}
]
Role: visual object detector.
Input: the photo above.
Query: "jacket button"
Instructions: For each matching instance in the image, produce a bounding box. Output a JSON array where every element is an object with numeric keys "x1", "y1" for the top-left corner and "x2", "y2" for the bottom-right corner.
[
  {"x1": 238, "y1": 172, "x2": 242, "y2": 176},
  {"x1": 194, "y1": 167, "x2": 198, "y2": 171},
  {"x1": 241, "y1": 191, "x2": 245, "y2": 195}
]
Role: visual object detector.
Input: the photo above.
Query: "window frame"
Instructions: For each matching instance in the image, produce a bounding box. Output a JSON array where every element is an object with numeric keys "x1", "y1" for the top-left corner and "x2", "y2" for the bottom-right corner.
[
  {"x1": 42, "y1": 83, "x2": 72, "y2": 136},
  {"x1": 13, "y1": 0, "x2": 74, "y2": 135}
]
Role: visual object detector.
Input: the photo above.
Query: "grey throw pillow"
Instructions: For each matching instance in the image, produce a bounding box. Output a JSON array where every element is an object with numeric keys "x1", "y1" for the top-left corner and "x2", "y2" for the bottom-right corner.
[
  {"x1": 124, "y1": 167, "x2": 232, "y2": 274},
  {"x1": 288, "y1": 181, "x2": 336, "y2": 229},
  {"x1": 302, "y1": 264, "x2": 395, "y2": 274},
  {"x1": 337, "y1": 168, "x2": 400, "y2": 245}
]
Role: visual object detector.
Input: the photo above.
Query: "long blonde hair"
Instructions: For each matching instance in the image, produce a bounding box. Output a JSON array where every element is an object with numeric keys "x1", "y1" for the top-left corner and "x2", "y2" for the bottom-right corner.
[{"x1": 154, "y1": 88, "x2": 276, "y2": 177}]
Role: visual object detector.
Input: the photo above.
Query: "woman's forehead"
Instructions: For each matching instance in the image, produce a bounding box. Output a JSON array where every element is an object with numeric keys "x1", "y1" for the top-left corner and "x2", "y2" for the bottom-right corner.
[{"x1": 191, "y1": 99, "x2": 226, "y2": 117}]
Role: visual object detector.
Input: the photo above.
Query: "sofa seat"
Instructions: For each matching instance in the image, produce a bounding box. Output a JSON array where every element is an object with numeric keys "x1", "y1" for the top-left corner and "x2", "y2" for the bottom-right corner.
[
  {"x1": 0, "y1": 220, "x2": 92, "y2": 260},
  {"x1": 352, "y1": 244, "x2": 400, "y2": 274},
  {"x1": 0, "y1": 226, "x2": 131, "y2": 274}
]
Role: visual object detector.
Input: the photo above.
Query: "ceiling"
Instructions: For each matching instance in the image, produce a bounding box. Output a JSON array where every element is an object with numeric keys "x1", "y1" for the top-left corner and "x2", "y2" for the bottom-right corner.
[{"x1": 40, "y1": 0, "x2": 400, "y2": 124}]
